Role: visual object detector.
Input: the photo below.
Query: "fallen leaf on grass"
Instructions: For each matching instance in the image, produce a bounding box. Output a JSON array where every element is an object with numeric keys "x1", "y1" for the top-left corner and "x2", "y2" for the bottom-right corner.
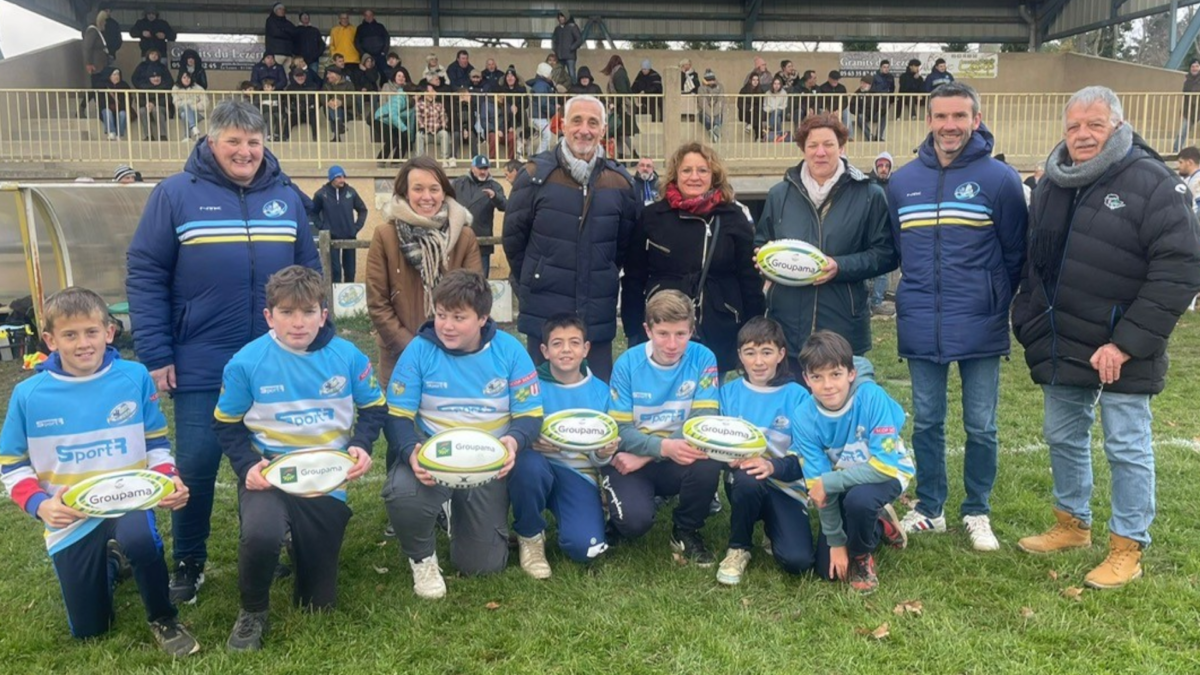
[
  {"x1": 23, "y1": 599, "x2": 34, "y2": 612},
  {"x1": 1019, "y1": 607, "x2": 1035, "y2": 619},
  {"x1": 373, "y1": 566, "x2": 389, "y2": 575},
  {"x1": 376, "y1": 540, "x2": 388, "y2": 548},
  {"x1": 485, "y1": 601, "x2": 501, "y2": 610},
  {"x1": 855, "y1": 622, "x2": 890, "y2": 640},
  {"x1": 1047, "y1": 570, "x2": 1059, "y2": 580},
  {"x1": 375, "y1": 584, "x2": 385, "y2": 593},
  {"x1": 892, "y1": 600, "x2": 923, "y2": 616},
  {"x1": 1165, "y1": 420, "x2": 1178, "y2": 428},
  {"x1": 1061, "y1": 586, "x2": 1084, "y2": 601},
  {"x1": 741, "y1": 597, "x2": 752, "y2": 608},
  {"x1": 897, "y1": 493, "x2": 916, "y2": 508}
]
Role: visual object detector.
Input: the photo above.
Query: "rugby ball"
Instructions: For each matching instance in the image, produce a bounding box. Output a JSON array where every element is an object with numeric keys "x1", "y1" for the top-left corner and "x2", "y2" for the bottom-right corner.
[
  {"x1": 417, "y1": 429, "x2": 510, "y2": 488},
  {"x1": 541, "y1": 409, "x2": 620, "y2": 452},
  {"x1": 62, "y1": 469, "x2": 176, "y2": 518},
  {"x1": 756, "y1": 239, "x2": 829, "y2": 287},
  {"x1": 262, "y1": 448, "x2": 356, "y2": 497},
  {"x1": 682, "y1": 416, "x2": 767, "y2": 463}
]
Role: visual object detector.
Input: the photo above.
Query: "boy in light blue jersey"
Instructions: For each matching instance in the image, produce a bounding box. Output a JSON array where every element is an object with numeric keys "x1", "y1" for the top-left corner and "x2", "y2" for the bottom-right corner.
[
  {"x1": 602, "y1": 290, "x2": 723, "y2": 566},
  {"x1": 792, "y1": 330, "x2": 912, "y2": 594},
  {"x1": 384, "y1": 270, "x2": 543, "y2": 600},
  {"x1": 0, "y1": 288, "x2": 197, "y2": 655},
  {"x1": 508, "y1": 314, "x2": 618, "y2": 579},
  {"x1": 716, "y1": 317, "x2": 812, "y2": 586},
  {"x1": 214, "y1": 266, "x2": 385, "y2": 651}
]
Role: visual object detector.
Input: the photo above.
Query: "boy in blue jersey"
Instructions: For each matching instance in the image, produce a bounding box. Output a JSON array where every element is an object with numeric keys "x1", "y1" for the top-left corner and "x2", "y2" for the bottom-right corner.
[
  {"x1": 717, "y1": 317, "x2": 812, "y2": 585},
  {"x1": 602, "y1": 290, "x2": 724, "y2": 566},
  {"x1": 384, "y1": 270, "x2": 543, "y2": 600},
  {"x1": 792, "y1": 331, "x2": 912, "y2": 594},
  {"x1": 508, "y1": 314, "x2": 618, "y2": 579},
  {"x1": 0, "y1": 288, "x2": 198, "y2": 655},
  {"x1": 214, "y1": 266, "x2": 385, "y2": 651}
]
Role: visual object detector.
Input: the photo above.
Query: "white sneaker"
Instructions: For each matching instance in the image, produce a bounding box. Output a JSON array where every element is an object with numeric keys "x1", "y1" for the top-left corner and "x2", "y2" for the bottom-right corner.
[
  {"x1": 963, "y1": 515, "x2": 1001, "y2": 551},
  {"x1": 518, "y1": 533, "x2": 552, "y2": 580},
  {"x1": 106, "y1": 132, "x2": 117, "y2": 141},
  {"x1": 409, "y1": 553, "x2": 447, "y2": 599},
  {"x1": 446, "y1": 157, "x2": 457, "y2": 168},
  {"x1": 900, "y1": 507, "x2": 947, "y2": 534},
  {"x1": 716, "y1": 548, "x2": 751, "y2": 586}
]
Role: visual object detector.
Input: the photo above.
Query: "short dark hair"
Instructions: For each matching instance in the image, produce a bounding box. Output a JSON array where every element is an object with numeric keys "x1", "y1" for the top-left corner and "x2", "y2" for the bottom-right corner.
[
  {"x1": 796, "y1": 112, "x2": 848, "y2": 148},
  {"x1": 880, "y1": 59, "x2": 890, "y2": 67},
  {"x1": 457, "y1": 49, "x2": 469, "y2": 58},
  {"x1": 42, "y1": 287, "x2": 109, "y2": 334},
  {"x1": 928, "y1": 81, "x2": 981, "y2": 117},
  {"x1": 541, "y1": 313, "x2": 588, "y2": 344},
  {"x1": 799, "y1": 330, "x2": 855, "y2": 374},
  {"x1": 393, "y1": 155, "x2": 456, "y2": 201},
  {"x1": 1180, "y1": 146, "x2": 1200, "y2": 164},
  {"x1": 432, "y1": 269, "x2": 492, "y2": 317},
  {"x1": 266, "y1": 265, "x2": 325, "y2": 309},
  {"x1": 504, "y1": 159, "x2": 524, "y2": 174},
  {"x1": 239, "y1": 80, "x2": 255, "y2": 91},
  {"x1": 781, "y1": 59, "x2": 792, "y2": 69},
  {"x1": 737, "y1": 316, "x2": 786, "y2": 351}
]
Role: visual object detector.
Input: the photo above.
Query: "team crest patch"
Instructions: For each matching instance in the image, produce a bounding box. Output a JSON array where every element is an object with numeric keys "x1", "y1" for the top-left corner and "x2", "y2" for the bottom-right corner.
[
  {"x1": 320, "y1": 375, "x2": 348, "y2": 397},
  {"x1": 107, "y1": 401, "x2": 138, "y2": 425},
  {"x1": 1104, "y1": 193, "x2": 1126, "y2": 210},
  {"x1": 954, "y1": 182, "x2": 981, "y2": 200},
  {"x1": 280, "y1": 467, "x2": 298, "y2": 484},
  {"x1": 772, "y1": 415, "x2": 790, "y2": 430},
  {"x1": 676, "y1": 381, "x2": 696, "y2": 398},
  {"x1": 610, "y1": 388, "x2": 619, "y2": 402},
  {"x1": 391, "y1": 381, "x2": 405, "y2": 396},
  {"x1": 262, "y1": 199, "x2": 288, "y2": 217},
  {"x1": 483, "y1": 378, "x2": 507, "y2": 396}
]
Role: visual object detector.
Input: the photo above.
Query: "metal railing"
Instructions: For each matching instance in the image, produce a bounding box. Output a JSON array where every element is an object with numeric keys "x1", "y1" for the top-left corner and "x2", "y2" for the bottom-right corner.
[{"x1": 0, "y1": 89, "x2": 1194, "y2": 173}]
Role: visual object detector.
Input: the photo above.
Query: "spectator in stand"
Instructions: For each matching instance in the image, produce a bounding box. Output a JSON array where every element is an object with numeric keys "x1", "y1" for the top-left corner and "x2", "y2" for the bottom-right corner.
[
  {"x1": 898, "y1": 58, "x2": 924, "y2": 119},
  {"x1": 329, "y1": 13, "x2": 359, "y2": 69},
  {"x1": 698, "y1": 70, "x2": 726, "y2": 143},
  {"x1": 743, "y1": 57, "x2": 771, "y2": 93},
  {"x1": 447, "y1": 50, "x2": 475, "y2": 90},
  {"x1": 290, "y1": 55, "x2": 320, "y2": 87},
  {"x1": 547, "y1": 54, "x2": 572, "y2": 92},
  {"x1": 83, "y1": 11, "x2": 112, "y2": 93},
  {"x1": 680, "y1": 59, "x2": 701, "y2": 96},
  {"x1": 1176, "y1": 59, "x2": 1200, "y2": 152},
  {"x1": 739, "y1": 73, "x2": 765, "y2": 141},
  {"x1": 793, "y1": 69, "x2": 818, "y2": 119},
  {"x1": 1024, "y1": 163, "x2": 1044, "y2": 190},
  {"x1": 552, "y1": 10, "x2": 584, "y2": 82},
  {"x1": 284, "y1": 67, "x2": 320, "y2": 141},
  {"x1": 327, "y1": 53, "x2": 350, "y2": 80},
  {"x1": 527, "y1": 63, "x2": 558, "y2": 156},
  {"x1": 355, "y1": 10, "x2": 391, "y2": 68},
  {"x1": 131, "y1": 9, "x2": 176, "y2": 58},
  {"x1": 264, "y1": 3, "x2": 295, "y2": 67},
  {"x1": 569, "y1": 66, "x2": 602, "y2": 95},
  {"x1": 137, "y1": 70, "x2": 174, "y2": 142},
  {"x1": 632, "y1": 59, "x2": 663, "y2": 122},
  {"x1": 380, "y1": 52, "x2": 408, "y2": 85},
  {"x1": 494, "y1": 69, "x2": 528, "y2": 160},
  {"x1": 415, "y1": 83, "x2": 452, "y2": 163},
  {"x1": 850, "y1": 76, "x2": 880, "y2": 142},
  {"x1": 421, "y1": 54, "x2": 448, "y2": 86},
  {"x1": 255, "y1": 78, "x2": 284, "y2": 141},
  {"x1": 100, "y1": 68, "x2": 131, "y2": 140},
  {"x1": 176, "y1": 49, "x2": 208, "y2": 91},
  {"x1": 816, "y1": 70, "x2": 849, "y2": 135},
  {"x1": 764, "y1": 76, "x2": 789, "y2": 142},
  {"x1": 374, "y1": 69, "x2": 414, "y2": 162},
  {"x1": 113, "y1": 163, "x2": 141, "y2": 183},
  {"x1": 602, "y1": 55, "x2": 639, "y2": 159},
  {"x1": 871, "y1": 60, "x2": 894, "y2": 141},
  {"x1": 480, "y1": 58, "x2": 504, "y2": 89},
  {"x1": 251, "y1": 54, "x2": 287, "y2": 89},
  {"x1": 350, "y1": 54, "x2": 382, "y2": 117},
  {"x1": 133, "y1": 49, "x2": 174, "y2": 89},
  {"x1": 172, "y1": 71, "x2": 207, "y2": 141},
  {"x1": 457, "y1": 71, "x2": 489, "y2": 156},
  {"x1": 925, "y1": 58, "x2": 955, "y2": 92},
  {"x1": 776, "y1": 60, "x2": 799, "y2": 91},
  {"x1": 98, "y1": 3, "x2": 122, "y2": 59},
  {"x1": 313, "y1": 166, "x2": 369, "y2": 283},
  {"x1": 632, "y1": 157, "x2": 659, "y2": 206},
  {"x1": 452, "y1": 155, "x2": 508, "y2": 278},
  {"x1": 294, "y1": 12, "x2": 325, "y2": 67},
  {"x1": 323, "y1": 67, "x2": 354, "y2": 142}
]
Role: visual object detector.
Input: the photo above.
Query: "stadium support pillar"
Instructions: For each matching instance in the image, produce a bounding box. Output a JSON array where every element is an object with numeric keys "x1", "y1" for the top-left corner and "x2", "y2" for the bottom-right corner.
[
  {"x1": 431, "y1": 0, "x2": 441, "y2": 46},
  {"x1": 663, "y1": 66, "x2": 683, "y2": 157},
  {"x1": 1171, "y1": 0, "x2": 1180, "y2": 53},
  {"x1": 743, "y1": 0, "x2": 763, "y2": 50},
  {"x1": 1167, "y1": 7, "x2": 1200, "y2": 69}
]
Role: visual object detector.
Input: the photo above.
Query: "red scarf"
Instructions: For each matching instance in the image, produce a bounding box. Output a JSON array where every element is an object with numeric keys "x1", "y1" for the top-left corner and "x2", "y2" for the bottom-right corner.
[{"x1": 665, "y1": 182, "x2": 723, "y2": 216}]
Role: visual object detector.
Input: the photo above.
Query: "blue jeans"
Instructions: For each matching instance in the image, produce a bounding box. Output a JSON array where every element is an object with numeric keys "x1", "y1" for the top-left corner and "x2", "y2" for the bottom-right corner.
[
  {"x1": 1041, "y1": 385, "x2": 1155, "y2": 546},
  {"x1": 908, "y1": 356, "x2": 1000, "y2": 518},
  {"x1": 702, "y1": 113, "x2": 723, "y2": 135},
  {"x1": 766, "y1": 109, "x2": 785, "y2": 138},
  {"x1": 170, "y1": 389, "x2": 224, "y2": 564},
  {"x1": 870, "y1": 274, "x2": 889, "y2": 306},
  {"x1": 564, "y1": 59, "x2": 576, "y2": 83},
  {"x1": 101, "y1": 109, "x2": 126, "y2": 137},
  {"x1": 178, "y1": 105, "x2": 201, "y2": 131}
]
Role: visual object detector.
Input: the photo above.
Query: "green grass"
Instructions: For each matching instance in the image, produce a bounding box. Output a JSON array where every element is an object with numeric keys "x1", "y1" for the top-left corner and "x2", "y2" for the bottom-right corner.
[{"x1": 2, "y1": 315, "x2": 1200, "y2": 674}]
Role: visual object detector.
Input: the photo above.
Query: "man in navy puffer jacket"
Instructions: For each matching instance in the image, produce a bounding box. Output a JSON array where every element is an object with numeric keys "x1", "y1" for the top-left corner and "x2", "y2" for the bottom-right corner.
[
  {"x1": 885, "y1": 83, "x2": 1027, "y2": 550},
  {"x1": 126, "y1": 100, "x2": 320, "y2": 605}
]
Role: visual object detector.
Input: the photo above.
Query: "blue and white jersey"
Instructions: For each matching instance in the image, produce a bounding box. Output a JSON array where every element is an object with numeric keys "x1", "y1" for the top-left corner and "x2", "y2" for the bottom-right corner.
[
  {"x1": 540, "y1": 368, "x2": 611, "y2": 484},
  {"x1": 387, "y1": 330, "x2": 544, "y2": 438},
  {"x1": 790, "y1": 380, "x2": 914, "y2": 490},
  {"x1": 1, "y1": 352, "x2": 173, "y2": 554},
  {"x1": 720, "y1": 377, "x2": 810, "y2": 502},
  {"x1": 609, "y1": 341, "x2": 720, "y2": 437}
]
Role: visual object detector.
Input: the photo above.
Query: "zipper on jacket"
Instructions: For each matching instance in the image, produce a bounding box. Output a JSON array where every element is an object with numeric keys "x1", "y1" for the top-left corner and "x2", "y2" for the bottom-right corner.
[
  {"x1": 678, "y1": 212, "x2": 714, "y2": 329},
  {"x1": 241, "y1": 188, "x2": 256, "y2": 343},
  {"x1": 787, "y1": 173, "x2": 839, "y2": 335},
  {"x1": 1046, "y1": 183, "x2": 1100, "y2": 385},
  {"x1": 934, "y1": 168, "x2": 945, "y2": 362}
]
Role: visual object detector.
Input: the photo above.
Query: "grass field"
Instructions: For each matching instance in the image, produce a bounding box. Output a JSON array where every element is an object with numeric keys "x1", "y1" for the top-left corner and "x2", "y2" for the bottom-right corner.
[{"x1": 2, "y1": 315, "x2": 1200, "y2": 674}]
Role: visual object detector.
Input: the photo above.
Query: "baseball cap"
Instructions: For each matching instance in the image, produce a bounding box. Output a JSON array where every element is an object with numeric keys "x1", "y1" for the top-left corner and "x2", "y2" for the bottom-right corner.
[{"x1": 471, "y1": 155, "x2": 491, "y2": 169}]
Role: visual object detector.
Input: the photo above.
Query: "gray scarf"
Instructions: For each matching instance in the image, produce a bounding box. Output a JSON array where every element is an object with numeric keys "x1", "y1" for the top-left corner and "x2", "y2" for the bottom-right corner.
[
  {"x1": 1043, "y1": 122, "x2": 1133, "y2": 189},
  {"x1": 560, "y1": 142, "x2": 602, "y2": 187},
  {"x1": 390, "y1": 199, "x2": 451, "y2": 315}
]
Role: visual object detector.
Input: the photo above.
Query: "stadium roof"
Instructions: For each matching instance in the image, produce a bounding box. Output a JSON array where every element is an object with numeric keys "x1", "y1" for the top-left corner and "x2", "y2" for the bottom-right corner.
[{"x1": 20, "y1": 0, "x2": 1200, "y2": 46}]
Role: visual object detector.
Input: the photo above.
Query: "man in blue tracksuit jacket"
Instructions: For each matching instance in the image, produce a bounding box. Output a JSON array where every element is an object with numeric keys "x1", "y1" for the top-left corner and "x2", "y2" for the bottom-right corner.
[
  {"x1": 312, "y1": 165, "x2": 369, "y2": 283},
  {"x1": 126, "y1": 100, "x2": 321, "y2": 605},
  {"x1": 884, "y1": 82, "x2": 1027, "y2": 550}
]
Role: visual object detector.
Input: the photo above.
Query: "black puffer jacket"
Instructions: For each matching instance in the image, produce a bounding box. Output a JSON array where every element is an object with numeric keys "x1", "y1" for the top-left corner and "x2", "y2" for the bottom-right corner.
[
  {"x1": 622, "y1": 199, "x2": 765, "y2": 371},
  {"x1": 1012, "y1": 136, "x2": 1200, "y2": 394}
]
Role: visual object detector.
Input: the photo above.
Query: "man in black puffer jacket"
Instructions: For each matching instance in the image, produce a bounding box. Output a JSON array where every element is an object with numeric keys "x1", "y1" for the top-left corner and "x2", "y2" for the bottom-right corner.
[{"x1": 1013, "y1": 86, "x2": 1200, "y2": 590}]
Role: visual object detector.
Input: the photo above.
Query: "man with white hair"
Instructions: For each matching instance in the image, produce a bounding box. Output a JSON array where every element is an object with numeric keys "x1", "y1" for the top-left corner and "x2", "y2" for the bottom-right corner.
[
  {"x1": 1012, "y1": 86, "x2": 1200, "y2": 589},
  {"x1": 503, "y1": 95, "x2": 639, "y2": 381}
]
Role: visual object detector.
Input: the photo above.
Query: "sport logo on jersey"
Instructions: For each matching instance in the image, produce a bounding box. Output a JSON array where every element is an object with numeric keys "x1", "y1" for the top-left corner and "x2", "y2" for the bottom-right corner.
[
  {"x1": 56, "y1": 438, "x2": 130, "y2": 463},
  {"x1": 320, "y1": 375, "x2": 348, "y2": 397},
  {"x1": 262, "y1": 199, "x2": 288, "y2": 218},
  {"x1": 260, "y1": 384, "x2": 285, "y2": 395},
  {"x1": 483, "y1": 378, "x2": 507, "y2": 396},
  {"x1": 107, "y1": 401, "x2": 138, "y2": 425},
  {"x1": 276, "y1": 408, "x2": 335, "y2": 426}
]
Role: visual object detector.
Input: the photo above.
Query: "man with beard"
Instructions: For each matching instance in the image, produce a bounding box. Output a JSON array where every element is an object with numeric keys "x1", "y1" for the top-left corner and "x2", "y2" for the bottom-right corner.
[
  {"x1": 452, "y1": 155, "x2": 508, "y2": 278},
  {"x1": 632, "y1": 156, "x2": 659, "y2": 206}
]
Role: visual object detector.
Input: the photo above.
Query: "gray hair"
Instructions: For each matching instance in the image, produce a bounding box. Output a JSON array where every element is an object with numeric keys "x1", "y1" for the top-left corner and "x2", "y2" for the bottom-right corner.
[
  {"x1": 1064, "y1": 86, "x2": 1124, "y2": 128},
  {"x1": 207, "y1": 100, "x2": 268, "y2": 140},
  {"x1": 928, "y1": 81, "x2": 981, "y2": 117},
  {"x1": 564, "y1": 95, "x2": 606, "y2": 124}
]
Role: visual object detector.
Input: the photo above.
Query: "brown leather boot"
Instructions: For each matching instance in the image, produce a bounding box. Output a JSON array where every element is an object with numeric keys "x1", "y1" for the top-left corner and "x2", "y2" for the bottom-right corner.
[
  {"x1": 1017, "y1": 508, "x2": 1092, "y2": 554},
  {"x1": 1084, "y1": 534, "x2": 1143, "y2": 590}
]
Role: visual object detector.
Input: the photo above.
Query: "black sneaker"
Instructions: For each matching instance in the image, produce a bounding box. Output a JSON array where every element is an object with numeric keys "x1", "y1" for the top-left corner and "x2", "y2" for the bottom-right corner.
[
  {"x1": 169, "y1": 558, "x2": 205, "y2": 605},
  {"x1": 226, "y1": 609, "x2": 270, "y2": 652},
  {"x1": 107, "y1": 540, "x2": 131, "y2": 587},
  {"x1": 670, "y1": 527, "x2": 715, "y2": 567},
  {"x1": 149, "y1": 617, "x2": 201, "y2": 657}
]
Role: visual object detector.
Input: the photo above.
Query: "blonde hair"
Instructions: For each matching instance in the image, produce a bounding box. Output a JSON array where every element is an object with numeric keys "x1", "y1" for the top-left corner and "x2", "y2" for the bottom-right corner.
[
  {"x1": 645, "y1": 289, "x2": 695, "y2": 327},
  {"x1": 663, "y1": 142, "x2": 735, "y2": 203},
  {"x1": 43, "y1": 287, "x2": 109, "y2": 334}
]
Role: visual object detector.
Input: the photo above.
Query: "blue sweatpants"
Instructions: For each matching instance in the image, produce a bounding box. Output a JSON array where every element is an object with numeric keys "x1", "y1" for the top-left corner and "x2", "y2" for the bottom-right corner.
[
  {"x1": 814, "y1": 478, "x2": 903, "y2": 580},
  {"x1": 51, "y1": 511, "x2": 176, "y2": 638},
  {"x1": 508, "y1": 450, "x2": 608, "y2": 563},
  {"x1": 725, "y1": 469, "x2": 817, "y2": 575}
]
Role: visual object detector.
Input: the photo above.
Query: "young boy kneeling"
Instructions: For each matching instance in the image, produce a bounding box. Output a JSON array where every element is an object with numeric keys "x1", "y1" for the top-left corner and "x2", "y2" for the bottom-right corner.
[
  {"x1": 215, "y1": 266, "x2": 385, "y2": 650},
  {"x1": 0, "y1": 288, "x2": 197, "y2": 655},
  {"x1": 792, "y1": 330, "x2": 911, "y2": 594},
  {"x1": 603, "y1": 290, "x2": 723, "y2": 566},
  {"x1": 508, "y1": 314, "x2": 617, "y2": 579},
  {"x1": 384, "y1": 270, "x2": 543, "y2": 599}
]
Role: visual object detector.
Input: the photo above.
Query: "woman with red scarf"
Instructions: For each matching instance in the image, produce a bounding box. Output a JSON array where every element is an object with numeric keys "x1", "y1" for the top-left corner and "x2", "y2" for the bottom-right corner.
[{"x1": 621, "y1": 142, "x2": 764, "y2": 372}]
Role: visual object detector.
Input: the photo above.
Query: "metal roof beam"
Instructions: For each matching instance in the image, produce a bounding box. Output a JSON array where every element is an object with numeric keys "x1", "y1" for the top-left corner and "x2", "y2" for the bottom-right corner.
[
  {"x1": 744, "y1": 0, "x2": 763, "y2": 49},
  {"x1": 1167, "y1": 4, "x2": 1200, "y2": 68}
]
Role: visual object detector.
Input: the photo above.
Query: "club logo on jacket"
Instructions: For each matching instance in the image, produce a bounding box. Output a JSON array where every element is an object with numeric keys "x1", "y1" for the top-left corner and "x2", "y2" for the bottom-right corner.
[
  {"x1": 263, "y1": 199, "x2": 288, "y2": 218},
  {"x1": 954, "y1": 182, "x2": 981, "y2": 200},
  {"x1": 107, "y1": 401, "x2": 138, "y2": 425},
  {"x1": 1104, "y1": 193, "x2": 1126, "y2": 211}
]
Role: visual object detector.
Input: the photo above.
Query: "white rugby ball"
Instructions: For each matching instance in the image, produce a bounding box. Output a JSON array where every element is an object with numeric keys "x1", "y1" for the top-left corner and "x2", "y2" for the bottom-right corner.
[
  {"x1": 682, "y1": 416, "x2": 767, "y2": 463},
  {"x1": 417, "y1": 429, "x2": 510, "y2": 488},
  {"x1": 62, "y1": 469, "x2": 176, "y2": 518},
  {"x1": 541, "y1": 409, "x2": 619, "y2": 452},
  {"x1": 262, "y1": 448, "x2": 356, "y2": 497},
  {"x1": 756, "y1": 239, "x2": 829, "y2": 287}
]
